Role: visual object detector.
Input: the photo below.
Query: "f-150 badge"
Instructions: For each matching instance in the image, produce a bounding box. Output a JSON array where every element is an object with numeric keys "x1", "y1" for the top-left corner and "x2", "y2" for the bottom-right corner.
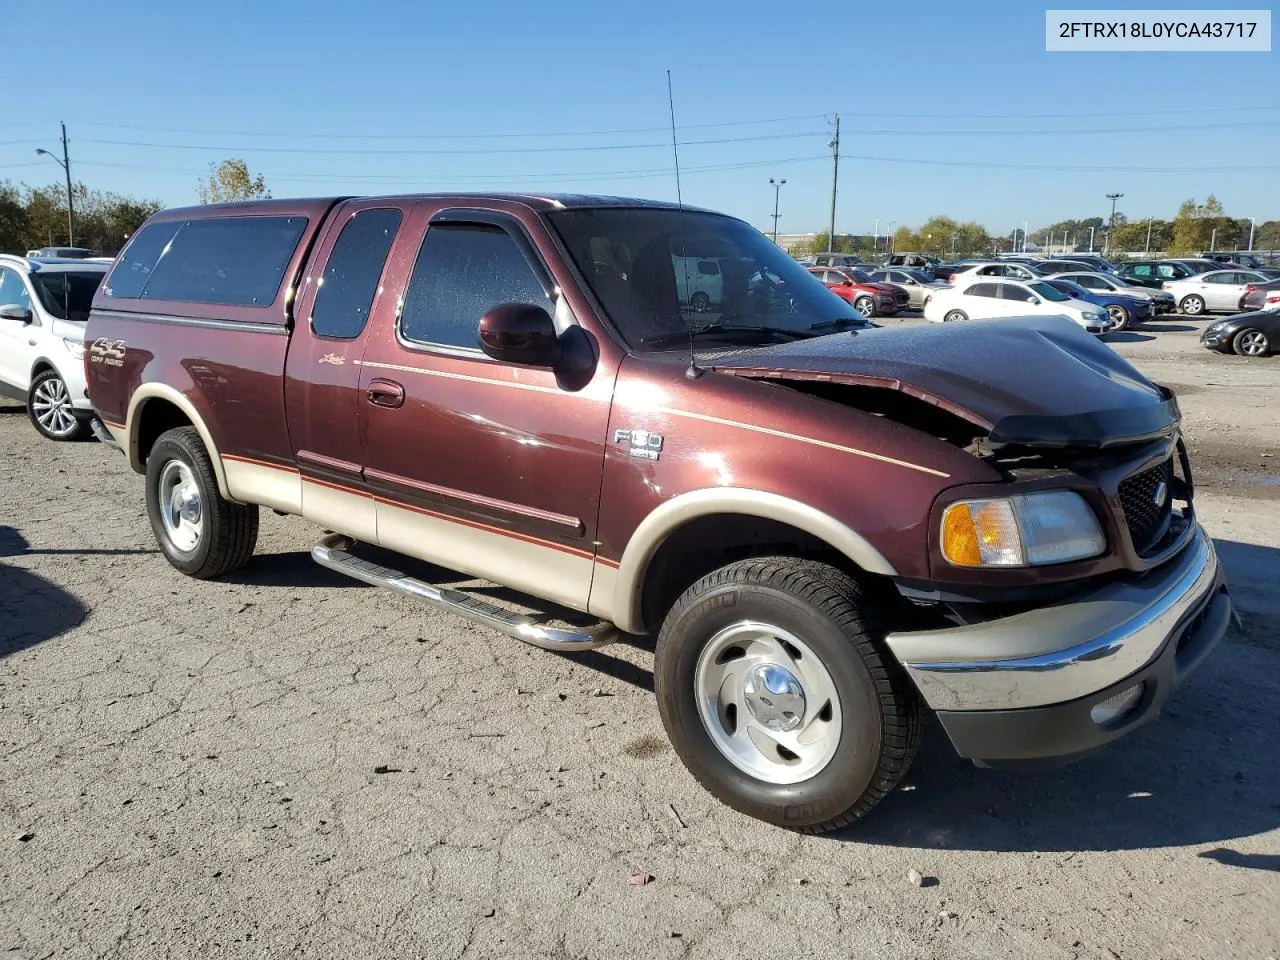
[{"x1": 614, "y1": 428, "x2": 663, "y2": 461}]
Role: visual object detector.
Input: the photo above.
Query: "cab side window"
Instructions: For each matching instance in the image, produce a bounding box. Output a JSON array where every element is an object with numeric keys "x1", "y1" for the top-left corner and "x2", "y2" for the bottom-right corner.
[
  {"x1": 310, "y1": 208, "x2": 403, "y2": 339},
  {"x1": 400, "y1": 223, "x2": 552, "y2": 352}
]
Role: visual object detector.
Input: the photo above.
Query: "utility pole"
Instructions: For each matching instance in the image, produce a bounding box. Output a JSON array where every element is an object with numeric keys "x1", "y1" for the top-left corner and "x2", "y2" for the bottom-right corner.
[
  {"x1": 1145, "y1": 219, "x2": 1153, "y2": 254},
  {"x1": 873, "y1": 217, "x2": 880, "y2": 253},
  {"x1": 1021, "y1": 221, "x2": 1029, "y2": 253},
  {"x1": 827, "y1": 116, "x2": 839, "y2": 252},
  {"x1": 769, "y1": 178, "x2": 786, "y2": 243},
  {"x1": 1088, "y1": 226, "x2": 1095, "y2": 253},
  {"x1": 1209, "y1": 227, "x2": 1217, "y2": 252},
  {"x1": 1105, "y1": 192, "x2": 1123, "y2": 256},
  {"x1": 1248, "y1": 217, "x2": 1256, "y2": 251},
  {"x1": 35, "y1": 123, "x2": 75, "y2": 246}
]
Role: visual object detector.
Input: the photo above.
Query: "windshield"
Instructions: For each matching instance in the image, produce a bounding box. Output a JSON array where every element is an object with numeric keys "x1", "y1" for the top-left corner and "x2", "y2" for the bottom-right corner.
[
  {"x1": 1028, "y1": 281, "x2": 1070, "y2": 302},
  {"x1": 902, "y1": 269, "x2": 933, "y2": 282},
  {"x1": 30, "y1": 271, "x2": 105, "y2": 321},
  {"x1": 548, "y1": 208, "x2": 865, "y2": 350}
]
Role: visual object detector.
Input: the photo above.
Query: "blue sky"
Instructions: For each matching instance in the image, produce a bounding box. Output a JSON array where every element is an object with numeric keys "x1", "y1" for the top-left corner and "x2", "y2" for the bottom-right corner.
[{"x1": 2, "y1": 0, "x2": 1274, "y2": 237}]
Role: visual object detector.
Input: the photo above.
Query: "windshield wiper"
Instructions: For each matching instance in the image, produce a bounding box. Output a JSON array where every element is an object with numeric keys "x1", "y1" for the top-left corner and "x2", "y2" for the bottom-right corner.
[
  {"x1": 808, "y1": 318, "x2": 869, "y2": 333},
  {"x1": 641, "y1": 325, "x2": 811, "y2": 348}
]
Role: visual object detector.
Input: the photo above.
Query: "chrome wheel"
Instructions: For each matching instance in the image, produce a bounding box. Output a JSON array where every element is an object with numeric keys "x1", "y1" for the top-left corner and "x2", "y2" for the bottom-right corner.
[
  {"x1": 1106, "y1": 304, "x2": 1129, "y2": 331},
  {"x1": 943, "y1": 310, "x2": 966, "y2": 323},
  {"x1": 1181, "y1": 295, "x2": 1205, "y2": 316},
  {"x1": 1235, "y1": 328, "x2": 1270, "y2": 357},
  {"x1": 30, "y1": 375, "x2": 78, "y2": 438},
  {"x1": 694, "y1": 620, "x2": 842, "y2": 784},
  {"x1": 157, "y1": 460, "x2": 203, "y2": 553},
  {"x1": 853, "y1": 297, "x2": 875, "y2": 318}
]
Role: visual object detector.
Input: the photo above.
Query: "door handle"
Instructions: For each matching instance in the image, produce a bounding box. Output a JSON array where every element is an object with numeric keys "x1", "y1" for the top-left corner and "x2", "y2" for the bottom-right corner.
[{"x1": 367, "y1": 378, "x2": 405, "y2": 409}]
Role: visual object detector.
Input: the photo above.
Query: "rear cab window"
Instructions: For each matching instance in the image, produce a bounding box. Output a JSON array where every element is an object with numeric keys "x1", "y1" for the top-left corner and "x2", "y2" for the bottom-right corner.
[{"x1": 310, "y1": 208, "x2": 403, "y2": 339}]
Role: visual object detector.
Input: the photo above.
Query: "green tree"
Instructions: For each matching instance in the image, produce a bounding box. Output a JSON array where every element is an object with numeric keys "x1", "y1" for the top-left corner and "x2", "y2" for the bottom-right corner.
[
  {"x1": 12, "y1": 182, "x2": 161, "y2": 255},
  {"x1": 0, "y1": 181, "x2": 29, "y2": 254},
  {"x1": 1168, "y1": 195, "x2": 1236, "y2": 255},
  {"x1": 198, "y1": 159, "x2": 270, "y2": 204}
]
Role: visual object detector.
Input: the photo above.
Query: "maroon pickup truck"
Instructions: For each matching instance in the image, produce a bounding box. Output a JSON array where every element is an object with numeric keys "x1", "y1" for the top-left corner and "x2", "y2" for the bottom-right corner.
[{"x1": 85, "y1": 194, "x2": 1231, "y2": 833}]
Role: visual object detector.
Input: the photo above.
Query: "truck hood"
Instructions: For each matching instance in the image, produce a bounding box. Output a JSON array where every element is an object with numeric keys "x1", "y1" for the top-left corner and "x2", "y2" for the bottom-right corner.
[{"x1": 709, "y1": 316, "x2": 1179, "y2": 449}]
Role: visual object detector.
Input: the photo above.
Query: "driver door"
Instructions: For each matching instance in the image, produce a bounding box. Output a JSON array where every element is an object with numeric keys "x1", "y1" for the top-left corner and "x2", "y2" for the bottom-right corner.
[{"x1": 0, "y1": 267, "x2": 35, "y2": 392}]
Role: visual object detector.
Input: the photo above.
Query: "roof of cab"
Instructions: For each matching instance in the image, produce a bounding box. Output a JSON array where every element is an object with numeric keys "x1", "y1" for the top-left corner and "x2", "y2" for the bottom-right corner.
[{"x1": 146, "y1": 193, "x2": 714, "y2": 221}]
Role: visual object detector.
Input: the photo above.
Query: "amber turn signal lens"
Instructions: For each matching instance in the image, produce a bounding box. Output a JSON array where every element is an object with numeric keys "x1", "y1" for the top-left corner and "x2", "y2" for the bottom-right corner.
[{"x1": 941, "y1": 503, "x2": 981, "y2": 566}]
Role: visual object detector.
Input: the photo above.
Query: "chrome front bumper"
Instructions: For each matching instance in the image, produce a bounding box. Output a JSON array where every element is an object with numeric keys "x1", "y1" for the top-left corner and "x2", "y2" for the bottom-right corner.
[{"x1": 885, "y1": 526, "x2": 1230, "y2": 761}]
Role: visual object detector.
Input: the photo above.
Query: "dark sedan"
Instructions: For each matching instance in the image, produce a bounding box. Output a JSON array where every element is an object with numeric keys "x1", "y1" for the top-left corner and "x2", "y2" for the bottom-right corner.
[
  {"x1": 1201, "y1": 305, "x2": 1280, "y2": 357},
  {"x1": 1042, "y1": 278, "x2": 1151, "y2": 331}
]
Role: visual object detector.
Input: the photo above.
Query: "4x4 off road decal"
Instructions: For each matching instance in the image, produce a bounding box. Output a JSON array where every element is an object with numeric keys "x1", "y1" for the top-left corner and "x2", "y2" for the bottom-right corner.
[
  {"x1": 613, "y1": 428, "x2": 663, "y2": 461},
  {"x1": 89, "y1": 338, "x2": 126, "y2": 367}
]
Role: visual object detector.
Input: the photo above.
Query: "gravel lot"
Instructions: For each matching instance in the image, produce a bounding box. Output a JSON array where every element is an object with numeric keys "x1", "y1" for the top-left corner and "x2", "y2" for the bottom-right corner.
[{"x1": 2, "y1": 314, "x2": 1277, "y2": 959}]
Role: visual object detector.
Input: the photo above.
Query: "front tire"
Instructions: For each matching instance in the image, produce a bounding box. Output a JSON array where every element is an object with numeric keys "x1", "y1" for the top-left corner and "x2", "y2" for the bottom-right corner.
[
  {"x1": 1106, "y1": 304, "x2": 1130, "y2": 331},
  {"x1": 27, "y1": 370, "x2": 89, "y2": 441},
  {"x1": 1233, "y1": 327, "x2": 1270, "y2": 357},
  {"x1": 690, "y1": 292, "x2": 711, "y2": 314},
  {"x1": 942, "y1": 309, "x2": 967, "y2": 323},
  {"x1": 145, "y1": 426, "x2": 259, "y2": 578},
  {"x1": 853, "y1": 296, "x2": 876, "y2": 318},
  {"x1": 1180, "y1": 294, "x2": 1206, "y2": 316},
  {"x1": 655, "y1": 557, "x2": 920, "y2": 833}
]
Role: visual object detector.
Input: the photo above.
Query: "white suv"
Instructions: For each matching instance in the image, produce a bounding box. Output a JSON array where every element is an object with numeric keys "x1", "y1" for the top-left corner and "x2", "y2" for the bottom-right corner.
[{"x1": 0, "y1": 255, "x2": 109, "y2": 440}]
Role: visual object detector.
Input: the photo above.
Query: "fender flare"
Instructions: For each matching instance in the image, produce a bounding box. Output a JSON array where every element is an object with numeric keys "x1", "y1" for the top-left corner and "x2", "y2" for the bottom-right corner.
[
  {"x1": 608, "y1": 488, "x2": 898, "y2": 635},
  {"x1": 125, "y1": 384, "x2": 233, "y2": 500}
]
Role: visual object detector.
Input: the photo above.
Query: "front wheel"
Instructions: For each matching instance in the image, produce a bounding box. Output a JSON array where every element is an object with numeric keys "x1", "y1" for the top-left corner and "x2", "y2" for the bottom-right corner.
[
  {"x1": 1233, "y1": 327, "x2": 1270, "y2": 357},
  {"x1": 27, "y1": 370, "x2": 89, "y2": 441},
  {"x1": 1180, "y1": 295, "x2": 1206, "y2": 316},
  {"x1": 1106, "y1": 304, "x2": 1130, "y2": 331},
  {"x1": 690, "y1": 292, "x2": 711, "y2": 314},
  {"x1": 655, "y1": 557, "x2": 920, "y2": 833},
  {"x1": 942, "y1": 309, "x2": 967, "y2": 323},
  {"x1": 853, "y1": 296, "x2": 876, "y2": 318},
  {"x1": 145, "y1": 426, "x2": 259, "y2": 578}
]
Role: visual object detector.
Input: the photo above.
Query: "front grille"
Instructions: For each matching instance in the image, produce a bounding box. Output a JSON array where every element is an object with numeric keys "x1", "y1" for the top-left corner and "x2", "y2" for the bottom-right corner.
[{"x1": 1118, "y1": 458, "x2": 1174, "y2": 554}]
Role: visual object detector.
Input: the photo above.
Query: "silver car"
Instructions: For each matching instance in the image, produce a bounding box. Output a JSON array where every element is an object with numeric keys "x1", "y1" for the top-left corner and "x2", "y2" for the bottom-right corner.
[
  {"x1": 866, "y1": 268, "x2": 947, "y2": 310},
  {"x1": 1163, "y1": 269, "x2": 1274, "y2": 316},
  {"x1": 1053, "y1": 271, "x2": 1177, "y2": 315}
]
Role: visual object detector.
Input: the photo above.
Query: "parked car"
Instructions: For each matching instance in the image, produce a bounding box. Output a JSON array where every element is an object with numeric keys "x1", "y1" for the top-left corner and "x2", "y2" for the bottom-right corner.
[
  {"x1": 1200, "y1": 252, "x2": 1265, "y2": 269},
  {"x1": 1162, "y1": 269, "x2": 1274, "y2": 315},
  {"x1": 1041, "y1": 278, "x2": 1151, "y2": 331},
  {"x1": 1115, "y1": 260, "x2": 1199, "y2": 289},
  {"x1": 1056, "y1": 255, "x2": 1119, "y2": 273},
  {"x1": 878, "y1": 252, "x2": 942, "y2": 273},
  {"x1": 25, "y1": 246, "x2": 95, "y2": 260},
  {"x1": 1036, "y1": 260, "x2": 1113, "y2": 277},
  {"x1": 807, "y1": 266, "x2": 909, "y2": 316},
  {"x1": 945, "y1": 261, "x2": 1041, "y2": 283},
  {"x1": 811, "y1": 252, "x2": 865, "y2": 268},
  {"x1": 673, "y1": 255, "x2": 723, "y2": 313},
  {"x1": 1165, "y1": 258, "x2": 1226, "y2": 276},
  {"x1": 85, "y1": 194, "x2": 1229, "y2": 832},
  {"x1": 1051, "y1": 271, "x2": 1177, "y2": 315},
  {"x1": 865, "y1": 267, "x2": 947, "y2": 309},
  {"x1": 923, "y1": 277, "x2": 1112, "y2": 334},
  {"x1": 1241, "y1": 278, "x2": 1280, "y2": 311},
  {"x1": 1201, "y1": 302, "x2": 1280, "y2": 356},
  {"x1": 0, "y1": 254, "x2": 109, "y2": 440}
]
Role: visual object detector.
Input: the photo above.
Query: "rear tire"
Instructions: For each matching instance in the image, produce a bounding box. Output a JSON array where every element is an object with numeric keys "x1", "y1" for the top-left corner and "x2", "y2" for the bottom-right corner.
[
  {"x1": 145, "y1": 426, "x2": 259, "y2": 579},
  {"x1": 943, "y1": 309, "x2": 967, "y2": 323},
  {"x1": 655, "y1": 557, "x2": 920, "y2": 833},
  {"x1": 1233, "y1": 328, "x2": 1270, "y2": 357},
  {"x1": 27, "y1": 370, "x2": 89, "y2": 442},
  {"x1": 1180, "y1": 294, "x2": 1206, "y2": 316},
  {"x1": 690, "y1": 292, "x2": 711, "y2": 314}
]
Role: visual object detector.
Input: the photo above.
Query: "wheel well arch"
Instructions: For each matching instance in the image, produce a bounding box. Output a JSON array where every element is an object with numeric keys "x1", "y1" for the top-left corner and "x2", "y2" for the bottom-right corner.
[
  {"x1": 608, "y1": 489, "x2": 898, "y2": 635},
  {"x1": 29, "y1": 358, "x2": 57, "y2": 380},
  {"x1": 125, "y1": 386, "x2": 231, "y2": 498}
]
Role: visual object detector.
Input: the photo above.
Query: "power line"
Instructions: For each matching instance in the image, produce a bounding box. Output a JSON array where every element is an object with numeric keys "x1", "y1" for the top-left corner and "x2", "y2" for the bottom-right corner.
[{"x1": 842, "y1": 152, "x2": 1278, "y2": 173}]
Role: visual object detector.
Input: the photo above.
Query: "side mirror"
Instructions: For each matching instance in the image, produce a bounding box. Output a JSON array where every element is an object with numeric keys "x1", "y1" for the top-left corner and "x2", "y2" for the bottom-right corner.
[
  {"x1": 0, "y1": 304, "x2": 32, "y2": 323},
  {"x1": 478, "y1": 303, "x2": 561, "y2": 366},
  {"x1": 1028, "y1": 297, "x2": 1041, "y2": 305}
]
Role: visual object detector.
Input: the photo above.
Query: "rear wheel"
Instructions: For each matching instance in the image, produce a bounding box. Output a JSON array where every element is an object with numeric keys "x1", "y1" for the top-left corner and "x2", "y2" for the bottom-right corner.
[
  {"x1": 27, "y1": 370, "x2": 89, "y2": 442},
  {"x1": 942, "y1": 309, "x2": 967, "y2": 323},
  {"x1": 145, "y1": 426, "x2": 259, "y2": 578},
  {"x1": 1233, "y1": 328, "x2": 1270, "y2": 357},
  {"x1": 690, "y1": 292, "x2": 711, "y2": 314},
  {"x1": 655, "y1": 557, "x2": 920, "y2": 833},
  {"x1": 1106, "y1": 304, "x2": 1130, "y2": 331},
  {"x1": 853, "y1": 296, "x2": 876, "y2": 318},
  {"x1": 1180, "y1": 294, "x2": 1206, "y2": 316}
]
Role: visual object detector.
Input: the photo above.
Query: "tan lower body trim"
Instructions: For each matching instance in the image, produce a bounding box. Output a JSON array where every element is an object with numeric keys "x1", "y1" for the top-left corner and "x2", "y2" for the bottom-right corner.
[
  {"x1": 304, "y1": 477, "x2": 377, "y2": 543},
  {"x1": 375, "y1": 498, "x2": 593, "y2": 613},
  {"x1": 587, "y1": 561, "x2": 619, "y2": 624},
  {"x1": 222, "y1": 457, "x2": 303, "y2": 515}
]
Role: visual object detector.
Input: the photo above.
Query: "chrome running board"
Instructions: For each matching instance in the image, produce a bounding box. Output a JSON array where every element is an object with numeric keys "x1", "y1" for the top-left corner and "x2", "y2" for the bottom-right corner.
[{"x1": 311, "y1": 534, "x2": 618, "y2": 651}]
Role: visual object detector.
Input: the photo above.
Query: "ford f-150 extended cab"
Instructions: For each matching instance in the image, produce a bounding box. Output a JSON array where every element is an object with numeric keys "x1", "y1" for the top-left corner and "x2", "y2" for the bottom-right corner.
[{"x1": 85, "y1": 194, "x2": 1232, "y2": 833}]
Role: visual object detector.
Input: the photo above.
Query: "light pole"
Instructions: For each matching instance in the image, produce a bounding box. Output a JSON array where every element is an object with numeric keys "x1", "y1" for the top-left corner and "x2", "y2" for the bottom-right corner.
[
  {"x1": 1104, "y1": 192, "x2": 1123, "y2": 256},
  {"x1": 1088, "y1": 226, "x2": 1096, "y2": 253},
  {"x1": 873, "y1": 217, "x2": 880, "y2": 252},
  {"x1": 1145, "y1": 218, "x2": 1153, "y2": 254},
  {"x1": 35, "y1": 122, "x2": 75, "y2": 247},
  {"x1": 887, "y1": 221, "x2": 896, "y2": 254},
  {"x1": 1021, "y1": 220, "x2": 1029, "y2": 253},
  {"x1": 1248, "y1": 217, "x2": 1257, "y2": 251},
  {"x1": 951, "y1": 233, "x2": 959, "y2": 257},
  {"x1": 1209, "y1": 227, "x2": 1217, "y2": 252},
  {"x1": 769, "y1": 178, "x2": 786, "y2": 244}
]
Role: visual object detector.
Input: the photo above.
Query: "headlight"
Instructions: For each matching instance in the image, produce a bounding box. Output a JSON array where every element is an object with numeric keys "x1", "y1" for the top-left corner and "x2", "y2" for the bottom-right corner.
[
  {"x1": 63, "y1": 338, "x2": 85, "y2": 358},
  {"x1": 941, "y1": 491, "x2": 1106, "y2": 567},
  {"x1": 1082, "y1": 311, "x2": 1104, "y2": 321}
]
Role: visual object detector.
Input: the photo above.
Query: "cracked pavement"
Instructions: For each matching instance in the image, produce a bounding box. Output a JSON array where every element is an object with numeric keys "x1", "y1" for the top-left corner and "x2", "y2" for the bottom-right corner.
[{"x1": 2, "y1": 320, "x2": 1278, "y2": 959}]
